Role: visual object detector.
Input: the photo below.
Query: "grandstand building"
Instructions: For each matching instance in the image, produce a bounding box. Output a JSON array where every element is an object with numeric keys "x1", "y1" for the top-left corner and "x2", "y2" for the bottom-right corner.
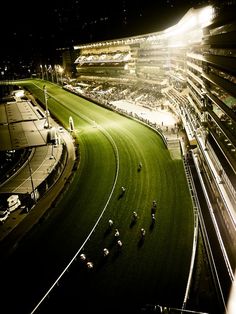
[{"x1": 72, "y1": 1, "x2": 236, "y2": 277}]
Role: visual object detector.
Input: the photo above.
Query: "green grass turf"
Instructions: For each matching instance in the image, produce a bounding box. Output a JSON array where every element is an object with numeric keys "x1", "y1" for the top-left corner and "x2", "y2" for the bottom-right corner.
[{"x1": 13, "y1": 79, "x2": 194, "y2": 313}]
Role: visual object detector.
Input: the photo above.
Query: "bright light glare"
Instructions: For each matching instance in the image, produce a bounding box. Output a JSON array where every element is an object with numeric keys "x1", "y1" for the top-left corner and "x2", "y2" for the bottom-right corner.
[
  {"x1": 15, "y1": 90, "x2": 25, "y2": 98},
  {"x1": 178, "y1": 16, "x2": 197, "y2": 35},
  {"x1": 164, "y1": 15, "x2": 197, "y2": 38},
  {"x1": 198, "y1": 6, "x2": 214, "y2": 27},
  {"x1": 58, "y1": 66, "x2": 64, "y2": 74},
  {"x1": 164, "y1": 5, "x2": 214, "y2": 39}
]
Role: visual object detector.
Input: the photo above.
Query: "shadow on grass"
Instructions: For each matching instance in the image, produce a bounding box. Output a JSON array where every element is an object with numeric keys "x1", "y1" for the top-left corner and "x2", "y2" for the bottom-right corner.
[
  {"x1": 108, "y1": 237, "x2": 118, "y2": 249},
  {"x1": 138, "y1": 237, "x2": 145, "y2": 248},
  {"x1": 104, "y1": 227, "x2": 113, "y2": 238},
  {"x1": 96, "y1": 255, "x2": 110, "y2": 271},
  {"x1": 149, "y1": 220, "x2": 155, "y2": 232},
  {"x1": 129, "y1": 220, "x2": 136, "y2": 228},
  {"x1": 117, "y1": 191, "x2": 125, "y2": 200},
  {"x1": 111, "y1": 249, "x2": 122, "y2": 261}
]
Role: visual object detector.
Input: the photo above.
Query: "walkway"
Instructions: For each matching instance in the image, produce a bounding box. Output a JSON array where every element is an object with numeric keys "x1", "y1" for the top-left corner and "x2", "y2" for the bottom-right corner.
[
  {"x1": 0, "y1": 145, "x2": 63, "y2": 194},
  {"x1": 0, "y1": 130, "x2": 75, "y2": 245}
]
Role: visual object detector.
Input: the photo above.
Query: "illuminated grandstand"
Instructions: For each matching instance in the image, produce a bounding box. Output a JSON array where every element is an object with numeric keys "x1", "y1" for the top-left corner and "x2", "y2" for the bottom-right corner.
[{"x1": 72, "y1": 2, "x2": 236, "y2": 303}]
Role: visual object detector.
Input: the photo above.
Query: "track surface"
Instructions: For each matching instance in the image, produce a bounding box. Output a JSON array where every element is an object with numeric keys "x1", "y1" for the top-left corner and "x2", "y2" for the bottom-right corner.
[{"x1": 0, "y1": 80, "x2": 194, "y2": 314}]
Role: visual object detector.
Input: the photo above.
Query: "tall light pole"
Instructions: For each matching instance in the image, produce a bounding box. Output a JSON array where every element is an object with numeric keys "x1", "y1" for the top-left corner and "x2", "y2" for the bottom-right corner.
[
  {"x1": 43, "y1": 85, "x2": 51, "y2": 129},
  {"x1": 28, "y1": 157, "x2": 36, "y2": 204},
  {"x1": 40, "y1": 64, "x2": 44, "y2": 80},
  {"x1": 49, "y1": 65, "x2": 54, "y2": 83},
  {"x1": 58, "y1": 66, "x2": 64, "y2": 85},
  {"x1": 45, "y1": 65, "x2": 49, "y2": 81},
  {"x1": 54, "y1": 65, "x2": 59, "y2": 84}
]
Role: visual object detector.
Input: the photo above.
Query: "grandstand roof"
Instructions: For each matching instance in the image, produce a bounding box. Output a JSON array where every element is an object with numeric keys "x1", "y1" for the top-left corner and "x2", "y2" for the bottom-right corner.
[
  {"x1": 0, "y1": 101, "x2": 48, "y2": 151},
  {"x1": 0, "y1": 100, "x2": 45, "y2": 124}
]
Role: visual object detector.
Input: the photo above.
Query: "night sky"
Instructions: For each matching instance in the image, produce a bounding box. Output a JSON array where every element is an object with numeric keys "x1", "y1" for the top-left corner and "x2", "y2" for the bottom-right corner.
[{"x1": 0, "y1": 0, "x2": 212, "y2": 63}]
